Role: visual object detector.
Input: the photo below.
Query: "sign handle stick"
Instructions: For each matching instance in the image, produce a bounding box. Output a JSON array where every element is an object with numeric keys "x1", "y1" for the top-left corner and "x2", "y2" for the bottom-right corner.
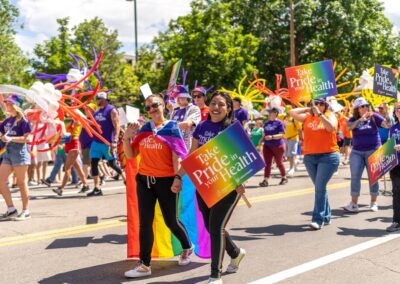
[{"x1": 241, "y1": 194, "x2": 252, "y2": 208}]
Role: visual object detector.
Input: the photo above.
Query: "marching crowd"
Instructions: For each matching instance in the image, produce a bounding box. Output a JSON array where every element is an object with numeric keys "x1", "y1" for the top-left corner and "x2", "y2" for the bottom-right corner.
[{"x1": 1, "y1": 84, "x2": 400, "y2": 284}]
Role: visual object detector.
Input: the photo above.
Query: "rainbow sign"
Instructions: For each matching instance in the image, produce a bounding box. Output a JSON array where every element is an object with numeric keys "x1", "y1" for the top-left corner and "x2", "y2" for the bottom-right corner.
[
  {"x1": 368, "y1": 137, "x2": 398, "y2": 186},
  {"x1": 181, "y1": 122, "x2": 265, "y2": 208},
  {"x1": 285, "y1": 60, "x2": 337, "y2": 103},
  {"x1": 373, "y1": 64, "x2": 399, "y2": 99}
]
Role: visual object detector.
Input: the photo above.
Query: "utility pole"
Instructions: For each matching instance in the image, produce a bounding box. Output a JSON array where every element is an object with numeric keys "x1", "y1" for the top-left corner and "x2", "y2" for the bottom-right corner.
[
  {"x1": 126, "y1": 0, "x2": 138, "y2": 63},
  {"x1": 290, "y1": 0, "x2": 295, "y2": 66}
]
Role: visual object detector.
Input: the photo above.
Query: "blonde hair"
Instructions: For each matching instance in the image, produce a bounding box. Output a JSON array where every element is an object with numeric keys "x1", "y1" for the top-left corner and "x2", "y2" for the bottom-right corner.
[{"x1": 5, "y1": 105, "x2": 25, "y2": 124}]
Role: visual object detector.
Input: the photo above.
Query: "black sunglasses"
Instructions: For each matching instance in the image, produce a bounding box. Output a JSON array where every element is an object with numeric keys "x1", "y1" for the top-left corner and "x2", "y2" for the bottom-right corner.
[
  {"x1": 144, "y1": 102, "x2": 161, "y2": 112},
  {"x1": 192, "y1": 95, "x2": 204, "y2": 99},
  {"x1": 359, "y1": 104, "x2": 370, "y2": 108}
]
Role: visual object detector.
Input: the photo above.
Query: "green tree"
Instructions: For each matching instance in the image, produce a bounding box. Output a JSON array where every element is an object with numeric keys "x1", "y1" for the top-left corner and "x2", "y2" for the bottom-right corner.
[
  {"x1": 0, "y1": 0, "x2": 30, "y2": 86},
  {"x1": 153, "y1": 1, "x2": 260, "y2": 89}
]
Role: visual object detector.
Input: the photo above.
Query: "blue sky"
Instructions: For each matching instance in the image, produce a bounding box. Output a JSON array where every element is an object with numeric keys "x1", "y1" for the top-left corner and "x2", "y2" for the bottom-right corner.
[{"x1": 10, "y1": 0, "x2": 400, "y2": 56}]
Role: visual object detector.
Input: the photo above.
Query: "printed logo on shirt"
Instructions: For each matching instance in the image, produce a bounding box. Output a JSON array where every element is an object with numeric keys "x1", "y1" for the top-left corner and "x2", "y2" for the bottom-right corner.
[
  {"x1": 392, "y1": 128, "x2": 400, "y2": 142},
  {"x1": 307, "y1": 120, "x2": 324, "y2": 131},
  {"x1": 94, "y1": 113, "x2": 107, "y2": 122},
  {"x1": 264, "y1": 124, "x2": 277, "y2": 131},
  {"x1": 173, "y1": 115, "x2": 185, "y2": 121},
  {"x1": 140, "y1": 136, "x2": 163, "y2": 150},
  {"x1": 356, "y1": 120, "x2": 372, "y2": 131},
  {"x1": 4, "y1": 123, "x2": 17, "y2": 136},
  {"x1": 198, "y1": 130, "x2": 217, "y2": 145}
]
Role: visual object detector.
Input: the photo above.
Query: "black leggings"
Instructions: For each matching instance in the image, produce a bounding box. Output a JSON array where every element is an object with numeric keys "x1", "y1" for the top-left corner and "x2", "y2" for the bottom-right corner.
[
  {"x1": 90, "y1": 158, "x2": 123, "y2": 177},
  {"x1": 390, "y1": 165, "x2": 400, "y2": 223},
  {"x1": 136, "y1": 173, "x2": 191, "y2": 266},
  {"x1": 196, "y1": 190, "x2": 241, "y2": 278}
]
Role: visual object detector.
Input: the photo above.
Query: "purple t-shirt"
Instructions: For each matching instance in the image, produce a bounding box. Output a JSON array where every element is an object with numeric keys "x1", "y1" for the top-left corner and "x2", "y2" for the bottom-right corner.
[
  {"x1": 234, "y1": 108, "x2": 249, "y2": 125},
  {"x1": 193, "y1": 120, "x2": 226, "y2": 147},
  {"x1": 93, "y1": 104, "x2": 115, "y2": 143},
  {"x1": 263, "y1": 119, "x2": 285, "y2": 147},
  {"x1": 0, "y1": 116, "x2": 31, "y2": 137},
  {"x1": 79, "y1": 128, "x2": 92, "y2": 149},
  {"x1": 172, "y1": 108, "x2": 187, "y2": 122},
  {"x1": 390, "y1": 123, "x2": 400, "y2": 161},
  {"x1": 349, "y1": 113, "x2": 384, "y2": 151}
]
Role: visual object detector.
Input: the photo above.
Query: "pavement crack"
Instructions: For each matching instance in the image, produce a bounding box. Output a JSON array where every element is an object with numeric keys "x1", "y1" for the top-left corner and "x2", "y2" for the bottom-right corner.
[{"x1": 360, "y1": 256, "x2": 400, "y2": 275}]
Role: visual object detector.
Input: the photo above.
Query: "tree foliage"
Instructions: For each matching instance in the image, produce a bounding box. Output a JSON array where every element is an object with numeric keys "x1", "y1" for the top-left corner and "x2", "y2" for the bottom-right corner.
[{"x1": 0, "y1": 0, "x2": 30, "y2": 86}]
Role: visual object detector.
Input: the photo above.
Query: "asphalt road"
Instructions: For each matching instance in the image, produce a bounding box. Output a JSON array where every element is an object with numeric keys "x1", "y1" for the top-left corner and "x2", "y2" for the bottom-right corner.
[{"x1": 1, "y1": 163, "x2": 399, "y2": 284}]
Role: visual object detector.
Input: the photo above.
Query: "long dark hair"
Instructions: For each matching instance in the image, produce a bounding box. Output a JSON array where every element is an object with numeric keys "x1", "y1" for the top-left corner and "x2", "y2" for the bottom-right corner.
[{"x1": 207, "y1": 91, "x2": 234, "y2": 127}]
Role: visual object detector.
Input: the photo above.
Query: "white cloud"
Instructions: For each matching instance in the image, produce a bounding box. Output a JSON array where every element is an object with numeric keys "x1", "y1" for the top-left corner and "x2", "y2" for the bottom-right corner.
[
  {"x1": 16, "y1": 0, "x2": 191, "y2": 53},
  {"x1": 14, "y1": 32, "x2": 48, "y2": 55}
]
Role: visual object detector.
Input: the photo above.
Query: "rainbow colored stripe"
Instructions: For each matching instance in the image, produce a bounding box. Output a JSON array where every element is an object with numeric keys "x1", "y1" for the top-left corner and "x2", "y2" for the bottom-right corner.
[
  {"x1": 368, "y1": 137, "x2": 398, "y2": 185},
  {"x1": 0, "y1": 146, "x2": 6, "y2": 157},
  {"x1": 181, "y1": 122, "x2": 265, "y2": 208},
  {"x1": 126, "y1": 159, "x2": 210, "y2": 259},
  {"x1": 285, "y1": 60, "x2": 337, "y2": 103}
]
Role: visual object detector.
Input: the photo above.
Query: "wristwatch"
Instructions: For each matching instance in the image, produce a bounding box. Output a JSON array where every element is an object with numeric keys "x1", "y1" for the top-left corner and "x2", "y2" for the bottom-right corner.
[{"x1": 318, "y1": 112, "x2": 322, "y2": 117}]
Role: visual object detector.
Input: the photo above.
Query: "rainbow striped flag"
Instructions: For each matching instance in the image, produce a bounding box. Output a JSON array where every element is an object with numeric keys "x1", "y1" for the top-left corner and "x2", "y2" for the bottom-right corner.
[
  {"x1": 0, "y1": 146, "x2": 6, "y2": 158},
  {"x1": 126, "y1": 120, "x2": 210, "y2": 259}
]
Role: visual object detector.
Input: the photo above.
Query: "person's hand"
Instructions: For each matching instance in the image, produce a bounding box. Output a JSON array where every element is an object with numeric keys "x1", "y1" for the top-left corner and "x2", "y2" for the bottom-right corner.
[
  {"x1": 124, "y1": 122, "x2": 140, "y2": 141},
  {"x1": 265, "y1": 135, "x2": 272, "y2": 141},
  {"x1": 311, "y1": 105, "x2": 320, "y2": 116},
  {"x1": 179, "y1": 121, "x2": 192, "y2": 131},
  {"x1": 1, "y1": 135, "x2": 11, "y2": 143},
  {"x1": 360, "y1": 112, "x2": 373, "y2": 121},
  {"x1": 235, "y1": 184, "x2": 245, "y2": 195},
  {"x1": 395, "y1": 144, "x2": 400, "y2": 152},
  {"x1": 171, "y1": 178, "x2": 182, "y2": 193}
]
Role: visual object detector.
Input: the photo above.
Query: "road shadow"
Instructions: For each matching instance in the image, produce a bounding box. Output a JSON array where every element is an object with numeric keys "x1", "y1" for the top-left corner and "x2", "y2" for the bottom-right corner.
[
  {"x1": 46, "y1": 234, "x2": 127, "y2": 249},
  {"x1": 230, "y1": 224, "x2": 309, "y2": 237},
  {"x1": 39, "y1": 260, "x2": 207, "y2": 284},
  {"x1": 337, "y1": 227, "x2": 387, "y2": 238}
]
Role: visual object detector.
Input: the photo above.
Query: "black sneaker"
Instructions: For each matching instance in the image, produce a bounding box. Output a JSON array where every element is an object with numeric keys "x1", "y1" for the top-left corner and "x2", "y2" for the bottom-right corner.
[
  {"x1": 1, "y1": 209, "x2": 18, "y2": 220},
  {"x1": 87, "y1": 188, "x2": 103, "y2": 197},
  {"x1": 259, "y1": 180, "x2": 269, "y2": 187},
  {"x1": 279, "y1": 177, "x2": 288, "y2": 185},
  {"x1": 42, "y1": 178, "x2": 52, "y2": 187},
  {"x1": 386, "y1": 222, "x2": 400, "y2": 232},
  {"x1": 78, "y1": 185, "x2": 90, "y2": 193},
  {"x1": 52, "y1": 187, "x2": 63, "y2": 196},
  {"x1": 112, "y1": 174, "x2": 120, "y2": 181}
]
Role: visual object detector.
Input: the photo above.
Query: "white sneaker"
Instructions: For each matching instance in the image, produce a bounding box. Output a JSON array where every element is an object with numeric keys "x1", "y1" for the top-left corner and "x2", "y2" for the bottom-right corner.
[
  {"x1": 287, "y1": 168, "x2": 295, "y2": 177},
  {"x1": 343, "y1": 202, "x2": 359, "y2": 213},
  {"x1": 124, "y1": 262, "x2": 151, "y2": 278},
  {"x1": 370, "y1": 203, "x2": 379, "y2": 212},
  {"x1": 14, "y1": 211, "x2": 31, "y2": 221},
  {"x1": 208, "y1": 277, "x2": 223, "y2": 284},
  {"x1": 28, "y1": 181, "x2": 38, "y2": 186},
  {"x1": 178, "y1": 246, "x2": 194, "y2": 266},
  {"x1": 226, "y1": 248, "x2": 246, "y2": 273},
  {"x1": 310, "y1": 222, "x2": 322, "y2": 230}
]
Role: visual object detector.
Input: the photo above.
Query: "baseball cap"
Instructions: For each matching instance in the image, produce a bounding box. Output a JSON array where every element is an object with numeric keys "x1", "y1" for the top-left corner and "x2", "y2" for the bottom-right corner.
[
  {"x1": 174, "y1": 85, "x2": 192, "y2": 99},
  {"x1": 97, "y1": 92, "x2": 107, "y2": 100},
  {"x1": 5, "y1": 94, "x2": 23, "y2": 107}
]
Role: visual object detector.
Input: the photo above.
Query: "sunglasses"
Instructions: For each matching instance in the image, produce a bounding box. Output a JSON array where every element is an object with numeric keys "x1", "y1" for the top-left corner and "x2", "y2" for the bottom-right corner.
[
  {"x1": 192, "y1": 95, "x2": 203, "y2": 99},
  {"x1": 144, "y1": 102, "x2": 161, "y2": 112},
  {"x1": 314, "y1": 102, "x2": 325, "y2": 106},
  {"x1": 359, "y1": 104, "x2": 370, "y2": 108}
]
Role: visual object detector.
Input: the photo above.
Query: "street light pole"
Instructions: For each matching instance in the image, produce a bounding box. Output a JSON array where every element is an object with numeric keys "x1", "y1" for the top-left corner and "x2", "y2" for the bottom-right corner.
[
  {"x1": 290, "y1": 0, "x2": 295, "y2": 66},
  {"x1": 126, "y1": 0, "x2": 138, "y2": 63}
]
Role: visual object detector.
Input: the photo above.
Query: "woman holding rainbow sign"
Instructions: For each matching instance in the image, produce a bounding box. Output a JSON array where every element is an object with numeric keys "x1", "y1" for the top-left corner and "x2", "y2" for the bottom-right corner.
[
  {"x1": 122, "y1": 94, "x2": 194, "y2": 278},
  {"x1": 173, "y1": 91, "x2": 246, "y2": 284},
  {"x1": 290, "y1": 98, "x2": 340, "y2": 230}
]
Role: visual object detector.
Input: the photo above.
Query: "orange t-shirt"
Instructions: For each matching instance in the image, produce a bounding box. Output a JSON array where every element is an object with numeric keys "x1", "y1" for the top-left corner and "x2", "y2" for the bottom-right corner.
[
  {"x1": 303, "y1": 114, "x2": 339, "y2": 155},
  {"x1": 137, "y1": 135, "x2": 175, "y2": 177},
  {"x1": 339, "y1": 116, "x2": 352, "y2": 138}
]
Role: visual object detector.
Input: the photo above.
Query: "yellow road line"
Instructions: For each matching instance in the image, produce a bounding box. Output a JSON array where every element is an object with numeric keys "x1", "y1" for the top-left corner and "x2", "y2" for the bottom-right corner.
[{"x1": 0, "y1": 180, "x2": 362, "y2": 248}]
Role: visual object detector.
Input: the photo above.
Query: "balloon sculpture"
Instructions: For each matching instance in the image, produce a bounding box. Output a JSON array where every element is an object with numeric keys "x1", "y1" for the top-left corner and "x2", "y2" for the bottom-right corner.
[{"x1": 0, "y1": 50, "x2": 108, "y2": 153}]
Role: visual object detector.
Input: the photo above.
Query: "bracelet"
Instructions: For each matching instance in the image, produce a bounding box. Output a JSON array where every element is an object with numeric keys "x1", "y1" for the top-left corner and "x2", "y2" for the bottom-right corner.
[{"x1": 174, "y1": 174, "x2": 182, "y2": 181}]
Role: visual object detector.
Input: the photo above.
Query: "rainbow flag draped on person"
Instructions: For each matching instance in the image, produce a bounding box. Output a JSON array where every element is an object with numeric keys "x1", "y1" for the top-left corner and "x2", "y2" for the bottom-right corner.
[{"x1": 126, "y1": 120, "x2": 210, "y2": 259}]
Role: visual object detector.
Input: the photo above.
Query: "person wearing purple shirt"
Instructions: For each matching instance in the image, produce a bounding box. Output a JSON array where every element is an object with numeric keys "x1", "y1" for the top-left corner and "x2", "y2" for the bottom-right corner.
[
  {"x1": 0, "y1": 94, "x2": 32, "y2": 221},
  {"x1": 173, "y1": 91, "x2": 246, "y2": 283},
  {"x1": 233, "y1": 97, "x2": 249, "y2": 126},
  {"x1": 258, "y1": 107, "x2": 287, "y2": 187},
  {"x1": 80, "y1": 103, "x2": 97, "y2": 181},
  {"x1": 387, "y1": 102, "x2": 400, "y2": 232},
  {"x1": 87, "y1": 92, "x2": 126, "y2": 197},
  {"x1": 344, "y1": 97, "x2": 391, "y2": 213}
]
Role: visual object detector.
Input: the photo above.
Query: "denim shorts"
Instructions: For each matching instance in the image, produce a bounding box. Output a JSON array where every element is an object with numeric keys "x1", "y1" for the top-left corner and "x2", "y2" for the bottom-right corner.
[
  {"x1": 2, "y1": 142, "x2": 31, "y2": 166},
  {"x1": 285, "y1": 139, "x2": 299, "y2": 157}
]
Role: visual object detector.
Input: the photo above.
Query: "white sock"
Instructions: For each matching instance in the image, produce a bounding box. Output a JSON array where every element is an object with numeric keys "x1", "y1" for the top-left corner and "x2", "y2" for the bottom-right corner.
[
  {"x1": 8, "y1": 207, "x2": 16, "y2": 213},
  {"x1": 22, "y1": 210, "x2": 30, "y2": 215}
]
